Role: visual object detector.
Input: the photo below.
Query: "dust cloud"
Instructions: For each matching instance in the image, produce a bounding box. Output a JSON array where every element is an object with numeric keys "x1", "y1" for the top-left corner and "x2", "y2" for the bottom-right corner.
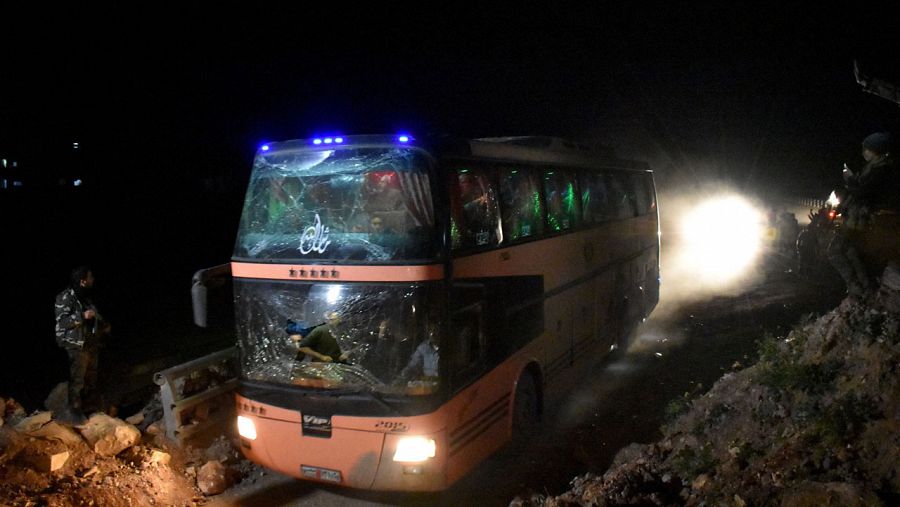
[{"x1": 630, "y1": 185, "x2": 768, "y2": 354}]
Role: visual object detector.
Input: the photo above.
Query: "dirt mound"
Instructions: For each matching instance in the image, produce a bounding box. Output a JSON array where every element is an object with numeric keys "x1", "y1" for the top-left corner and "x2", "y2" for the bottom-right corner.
[{"x1": 520, "y1": 267, "x2": 900, "y2": 506}]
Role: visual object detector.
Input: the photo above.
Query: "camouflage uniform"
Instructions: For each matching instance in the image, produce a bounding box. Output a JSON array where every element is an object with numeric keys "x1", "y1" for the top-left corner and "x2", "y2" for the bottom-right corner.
[{"x1": 54, "y1": 287, "x2": 104, "y2": 411}]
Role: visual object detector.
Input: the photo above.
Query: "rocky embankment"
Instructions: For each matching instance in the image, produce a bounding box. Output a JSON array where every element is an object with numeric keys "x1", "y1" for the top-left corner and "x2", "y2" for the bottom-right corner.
[
  {"x1": 0, "y1": 396, "x2": 259, "y2": 506},
  {"x1": 520, "y1": 266, "x2": 900, "y2": 507}
]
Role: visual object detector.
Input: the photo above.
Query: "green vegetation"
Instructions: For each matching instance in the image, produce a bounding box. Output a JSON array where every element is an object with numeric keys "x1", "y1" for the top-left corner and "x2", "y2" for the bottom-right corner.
[
  {"x1": 670, "y1": 443, "x2": 717, "y2": 479},
  {"x1": 756, "y1": 359, "x2": 842, "y2": 395}
]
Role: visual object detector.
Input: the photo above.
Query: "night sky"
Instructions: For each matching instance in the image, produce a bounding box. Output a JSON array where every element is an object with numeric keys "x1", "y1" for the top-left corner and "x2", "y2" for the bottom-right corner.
[
  {"x1": 1, "y1": 4, "x2": 899, "y2": 405},
  {"x1": 4, "y1": 5, "x2": 900, "y2": 193}
]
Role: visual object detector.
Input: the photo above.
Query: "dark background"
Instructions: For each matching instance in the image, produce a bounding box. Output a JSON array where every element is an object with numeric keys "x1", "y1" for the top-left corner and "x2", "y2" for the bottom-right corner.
[{"x1": 2, "y1": 4, "x2": 899, "y2": 407}]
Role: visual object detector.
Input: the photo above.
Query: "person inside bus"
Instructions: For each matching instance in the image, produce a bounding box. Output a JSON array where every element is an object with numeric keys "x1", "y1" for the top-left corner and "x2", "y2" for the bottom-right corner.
[
  {"x1": 368, "y1": 214, "x2": 394, "y2": 241},
  {"x1": 459, "y1": 173, "x2": 489, "y2": 220},
  {"x1": 398, "y1": 322, "x2": 440, "y2": 381},
  {"x1": 501, "y1": 172, "x2": 541, "y2": 240},
  {"x1": 457, "y1": 172, "x2": 496, "y2": 246},
  {"x1": 363, "y1": 171, "x2": 404, "y2": 214},
  {"x1": 290, "y1": 311, "x2": 346, "y2": 363},
  {"x1": 367, "y1": 213, "x2": 405, "y2": 255}
]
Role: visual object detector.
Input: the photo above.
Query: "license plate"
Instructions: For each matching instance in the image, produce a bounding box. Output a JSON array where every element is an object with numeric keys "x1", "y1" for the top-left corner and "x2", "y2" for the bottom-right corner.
[{"x1": 300, "y1": 465, "x2": 342, "y2": 483}]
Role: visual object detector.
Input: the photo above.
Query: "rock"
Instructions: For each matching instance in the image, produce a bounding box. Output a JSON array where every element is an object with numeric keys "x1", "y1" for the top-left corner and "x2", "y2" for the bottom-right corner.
[
  {"x1": 77, "y1": 413, "x2": 141, "y2": 456},
  {"x1": 611, "y1": 442, "x2": 648, "y2": 467},
  {"x1": 134, "y1": 392, "x2": 164, "y2": 432},
  {"x1": 691, "y1": 474, "x2": 710, "y2": 490},
  {"x1": 125, "y1": 412, "x2": 145, "y2": 426},
  {"x1": 204, "y1": 435, "x2": 236, "y2": 464},
  {"x1": 26, "y1": 450, "x2": 70, "y2": 472},
  {"x1": 27, "y1": 421, "x2": 85, "y2": 447},
  {"x1": 881, "y1": 264, "x2": 900, "y2": 291},
  {"x1": 13, "y1": 411, "x2": 53, "y2": 433},
  {"x1": 149, "y1": 449, "x2": 171, "y2": 466},
  {"x1": 81, "y1": 465, "x2": 100, "y2": 478},
  {"x1": 197, "y1": 460, "x2": 228, "y2": 495},
  {"x1": 145, "y1": 420, "x2": 165, "y2": 436}
]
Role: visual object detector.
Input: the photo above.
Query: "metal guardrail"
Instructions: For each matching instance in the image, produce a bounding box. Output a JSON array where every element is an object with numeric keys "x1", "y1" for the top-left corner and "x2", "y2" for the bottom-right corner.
[{"x1": 153, "y1": 347, "x2": 239, "y2": 443}]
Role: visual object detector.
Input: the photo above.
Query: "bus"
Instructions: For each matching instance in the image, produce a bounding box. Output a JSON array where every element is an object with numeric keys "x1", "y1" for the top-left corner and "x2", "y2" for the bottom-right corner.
[{"x1": 225, "y1": 134, "x2": 659, "y2": 491}]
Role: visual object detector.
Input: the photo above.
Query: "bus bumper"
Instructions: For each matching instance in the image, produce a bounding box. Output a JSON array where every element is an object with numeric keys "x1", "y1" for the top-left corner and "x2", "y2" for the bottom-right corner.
[{"x1": 236, "y1": 397, "x2": 447, "y2": 491}]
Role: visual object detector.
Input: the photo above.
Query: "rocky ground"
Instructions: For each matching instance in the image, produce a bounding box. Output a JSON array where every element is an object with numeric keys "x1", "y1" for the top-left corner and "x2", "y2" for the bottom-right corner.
[
  {"x1": 516, "y1": 265, "x2": 900, "y2": 507},
  {"x1": 0, "y1": 396, "x2": 260, "y2": 506}
]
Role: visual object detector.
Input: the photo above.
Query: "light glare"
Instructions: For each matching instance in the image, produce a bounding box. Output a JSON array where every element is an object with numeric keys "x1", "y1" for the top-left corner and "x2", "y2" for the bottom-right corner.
[
  {"x1": 237, "y1": 416, "x2": 257, "y2": 440},
  {"x1": 679, "y1": 195, "x2": 763, "y2": 283},
  {"x1": 326, "y1": 285, "x2": 342, "y2": 304},
  {"x1": 393, "y1": 436, "x2": 436, "y2": 462}
]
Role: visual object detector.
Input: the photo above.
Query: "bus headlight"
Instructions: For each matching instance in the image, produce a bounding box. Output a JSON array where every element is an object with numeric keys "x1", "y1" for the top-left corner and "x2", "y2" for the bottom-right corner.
[
  {"x1": 237, "y1": 415, "x2": 257, "y2": 440},
  {"x1": 392, "y1": 436, "x2": 436, "y2": 462}
]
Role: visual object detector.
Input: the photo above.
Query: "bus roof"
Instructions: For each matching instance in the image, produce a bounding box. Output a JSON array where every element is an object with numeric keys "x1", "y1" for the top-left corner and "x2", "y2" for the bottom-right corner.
[
  {"x1": 458, "y1": 137, "x2": 650, "y2": 172},
  {"x1": 258, "y1": 134, "x2": 651, "y2": 173}
]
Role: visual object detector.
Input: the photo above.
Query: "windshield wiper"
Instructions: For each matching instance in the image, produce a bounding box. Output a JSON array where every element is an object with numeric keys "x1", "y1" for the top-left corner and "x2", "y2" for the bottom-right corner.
[{"x1": 355, "y1": 389, "x2": 399, "y2": 414}]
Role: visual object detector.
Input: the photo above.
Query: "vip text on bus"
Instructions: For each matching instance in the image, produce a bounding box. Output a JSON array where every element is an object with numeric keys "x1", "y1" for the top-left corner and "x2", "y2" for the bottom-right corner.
[{"x1": 227, "y1": 134, "x2": 660, "y2": 491}]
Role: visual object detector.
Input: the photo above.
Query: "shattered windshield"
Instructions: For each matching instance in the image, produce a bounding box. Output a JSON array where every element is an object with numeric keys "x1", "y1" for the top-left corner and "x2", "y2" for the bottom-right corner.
[
  {"x1": 234, "y1": 146, "x2": 437, "y2": 261},
  {"x1": 235, "y1": 279, "x2": 444, "y2": 395}
]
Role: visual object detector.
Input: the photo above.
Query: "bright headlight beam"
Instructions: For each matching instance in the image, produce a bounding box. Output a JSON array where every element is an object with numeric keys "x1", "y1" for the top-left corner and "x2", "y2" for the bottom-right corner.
[{"x1": 679, "y1": 195, "x2": 763, "y2": 283}]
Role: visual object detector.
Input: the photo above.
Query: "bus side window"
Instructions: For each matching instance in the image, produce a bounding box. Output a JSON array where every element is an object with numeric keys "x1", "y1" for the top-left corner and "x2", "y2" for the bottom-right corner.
[
  {"x1": 636, "y1": 173, "x2": 656, "y2": 215},
  {"x1": 542, "y1": 169, "x2": 581, "y2": 231},
  {"x1": 498, "y1": 167, "x2": 544, "y2": 241},
  {"x1": 579, "y1": 171, "x2": 610, "y2": 224},
  {"x1": 628, "y1": 173, "x2": 652, "y2": 216},
  {"x1": 607, "y1": 172, "x2": 637, "y2": 219},
  {"x1": 450, "y1": 167, "x2": 502, "y2": 250}
]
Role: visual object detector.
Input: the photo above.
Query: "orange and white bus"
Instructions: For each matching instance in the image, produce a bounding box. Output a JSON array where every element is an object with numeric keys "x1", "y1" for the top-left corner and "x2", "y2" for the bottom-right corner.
[{"x1": 228, "y1": 134, "x2": 659, "y2": 491}]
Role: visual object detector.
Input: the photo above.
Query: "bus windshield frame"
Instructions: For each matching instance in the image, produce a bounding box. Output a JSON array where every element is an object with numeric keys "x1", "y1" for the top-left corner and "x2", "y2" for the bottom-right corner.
[{"x1": 234, "y1": 144, "x2": 440, "y2": 263}]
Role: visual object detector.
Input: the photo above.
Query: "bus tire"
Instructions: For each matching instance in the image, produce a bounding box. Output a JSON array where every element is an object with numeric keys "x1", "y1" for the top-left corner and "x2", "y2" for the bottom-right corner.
[{"x1": 512, "y1": 373, "x2": 540, "y2": 440}]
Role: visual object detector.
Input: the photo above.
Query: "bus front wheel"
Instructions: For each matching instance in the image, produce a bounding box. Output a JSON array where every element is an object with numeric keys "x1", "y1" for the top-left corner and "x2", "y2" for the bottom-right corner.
[{"x1": 512, "y1": 373, "x2": 540, "y2": 440}]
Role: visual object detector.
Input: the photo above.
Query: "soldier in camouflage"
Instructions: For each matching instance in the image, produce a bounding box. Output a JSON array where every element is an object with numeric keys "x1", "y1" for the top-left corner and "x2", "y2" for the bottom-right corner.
[{"x1": 55, "y1": 266, "x2": 109, "y2": 419}]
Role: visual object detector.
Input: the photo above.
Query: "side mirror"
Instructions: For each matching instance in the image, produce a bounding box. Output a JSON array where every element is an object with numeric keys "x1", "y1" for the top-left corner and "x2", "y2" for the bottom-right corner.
[{"x1": 191, "y1": 264, "x2": 231, "y2": 327}]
